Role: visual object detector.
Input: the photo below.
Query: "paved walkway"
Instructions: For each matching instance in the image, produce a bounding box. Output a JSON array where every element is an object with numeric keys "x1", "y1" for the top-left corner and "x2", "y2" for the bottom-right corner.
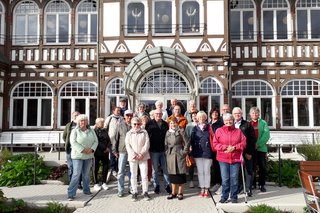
[{"x1": 0, "y1": 151, "x2": 307, "y2": 213}]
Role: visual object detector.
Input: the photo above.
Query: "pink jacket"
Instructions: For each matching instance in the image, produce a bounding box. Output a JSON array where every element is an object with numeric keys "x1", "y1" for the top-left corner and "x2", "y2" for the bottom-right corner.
[
  {"x1": 125, "y1": 128, "x2": 150, "y2": 161},
  {"x1": 212, "y1": 125, "x2": 246, "y2": 164}
]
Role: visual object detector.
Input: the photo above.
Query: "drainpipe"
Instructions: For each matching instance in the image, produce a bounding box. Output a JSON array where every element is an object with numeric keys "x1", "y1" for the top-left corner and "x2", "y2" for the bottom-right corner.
[{"x1": 96, "y1": 0, "x2": 101, "y2": 117}]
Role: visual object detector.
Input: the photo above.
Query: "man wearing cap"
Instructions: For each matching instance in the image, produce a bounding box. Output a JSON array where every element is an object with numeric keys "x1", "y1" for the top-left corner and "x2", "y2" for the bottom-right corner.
[
  {"x1": 113, "y1": 109, "x2": 133, "y2": 197},
  {"x1": 119, "y1": 98, "x2": 128, "y2": 117}
]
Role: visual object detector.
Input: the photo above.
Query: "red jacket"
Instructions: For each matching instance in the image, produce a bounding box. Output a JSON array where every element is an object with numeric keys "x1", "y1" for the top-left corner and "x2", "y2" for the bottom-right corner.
[{"x1": 212, "y1": 125, "x2": 246, "y2": 164}]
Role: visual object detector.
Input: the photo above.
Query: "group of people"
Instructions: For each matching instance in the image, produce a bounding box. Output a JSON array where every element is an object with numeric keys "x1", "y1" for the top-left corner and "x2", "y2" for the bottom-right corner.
[{"x1": 63, "y1": 98, "x2": 270, "y2": 204}]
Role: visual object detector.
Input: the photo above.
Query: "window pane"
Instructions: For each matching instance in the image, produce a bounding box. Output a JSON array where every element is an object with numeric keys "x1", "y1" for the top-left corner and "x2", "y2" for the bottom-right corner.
[
  {"x1": 78, "y1": 14, "x2": 88, "y2": 42},
  {"x1": 282, "y1": 98, "x2": 293, "y2": 126},
  {"x1": 182, "y1": 1, "x2": 200, "y2": 33},
  {"x1": 154, "y1": 1, "x2": 172, "y2": 33},
  {"x1": 245, "y1": 98, "x2": 257, "y2": 120},
  {"x1": 89, "y1": 99, "x2": 97, "y2": 126},
  {"x1": 243, "y1": 11, "x2": 254, "y2": 40},
  {"x1": 28, "y1": 15, "x2": 38, "y2": 43},
  {"x1": 261, "y1": 98, "x2": 272, "y2": 126},
  {"x1": 61, "y1": 99, "x2": 71, "y2": 126},
  {"x1": 59, "y1": 14, "x2": 69, "y2": 42},
  {"x1": 90, "y1": 14, "x2": 97, "y2": 42},
  {"x1": 311, "y1": 10, "x2": 320, "y2": 39},
  {"x1": 314, "y1": 98, "x2": 320, "y2": 126},
  {"x1": 13, "y1": 99, "x2": 24, "y2": 126},
  {"x1": 232, "y1": 98, "x2": 242, "y2": 108},
  {"x1": 199, "y1": 95, "x2": 208, "y2": 115},
  {"x1": 277, "y1": 10, "x2": 287, "y2": 39},
  {"x1": 211, "y1": 96, "x2": 220, "y2": 111},
  {"x1": 75, "y1": 99, "x2": 86, "y2": 114},
  {"x1": 231, "y1": 11, "x2": 241, "y2": 40},
  {"x1": 298, "y1": 98, "x2": 309, "y2": 126},
  {"x1": 127, "y1": 3, "x2": 145, "y2": 33},
  {"x1": 263, "y1": 11, "x2": 274, "y2": 39},
  {"x1": 15, "y1": 15, "x2": 25, "y2": 43},
  {"x1": 297, "y1": 10, "x2": 308, "y2": 39},
  {"x1": 41, "y1": 99, "x2": 52, "y2": 126},
  {"x1": 27, "y1": 99, "x2": 38, "y2": 126},
  {"x1": 46, "y1": 15, "x2": 56, "y2": 43}
]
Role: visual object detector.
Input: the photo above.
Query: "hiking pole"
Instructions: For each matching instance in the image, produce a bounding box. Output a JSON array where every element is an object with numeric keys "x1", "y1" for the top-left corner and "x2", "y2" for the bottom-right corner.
[{"x1": 240, "y1": 154, "x2": 248, "y2": 203}]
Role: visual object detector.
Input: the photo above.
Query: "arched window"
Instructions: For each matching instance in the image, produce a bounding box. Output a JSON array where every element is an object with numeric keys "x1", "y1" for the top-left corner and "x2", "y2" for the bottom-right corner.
[
  {"x1": 126, "y1": 2, "x2": 146, "y2": 34},
  {"x1": 231, "y1": 80, "x2": 275, "y2": 126},
  {"x1": 10, "y1": 82, "x2": 53, "y2": 128},
  {"x1": 153, "y1": 0, "x2": 175, "y2": 34},
  {"x1": 261, "y1": 0, "x2": 290, "y2": 40},
  {"x1": 0, "y1": 2, "x2": 5, "y2": 44},
  {"x1": 59, "y1": 81, "x2": 97, "y2": 126},
  {"x1": 105, "y1": 78, "x2": 125, "y2": 115},
  {"x1": 45, "y1": 0, "x2": 70, "y2": 44},
  {"x1": 76, "y1": 0, "x2": 97, "y2": 43},
  {"x1": 230, "y1": 0, "x2": 256, "y2": 41},
  {"x1": 13, "y1": 1, "x2": 39, "y2": 45},
  {"x1": 296, "y1": 0, "x2": 320, "y2": 39},
  {"x1": 199, "y1": 77, "x2": 223, "y2": 115},
  {"x1": 181, "y1": 0, "x2": 200, "y2": 33},
  {"x1": 281, "y1": 79, "x2": 320, "y2": 128}
]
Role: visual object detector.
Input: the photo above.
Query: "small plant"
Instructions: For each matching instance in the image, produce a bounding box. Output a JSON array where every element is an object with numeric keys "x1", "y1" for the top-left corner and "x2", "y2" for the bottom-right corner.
[
  {"x1": 0, "y1": 197, "x2": 26, "y2": 212},
  {"x1": 297, "y1": 144, "x2": 320, "y2": 161},
  {"x1": 245, "y1": 204, "x2": 292, "y2": 213},
  {"x1": 48, "y1": 164, "x2": 68, "y2": 180},
  {"x1": 0, "y1": 153, "x2": 51, "y2": 187},
  {"x1": 44, "y1": 202, "x2": 69, "y2": 213},
  {"x1": 267, "y1": 159, "x2": 300, "y2": 188},
  {"x1": 0, "y1": 147, "x2": 13, "y2": 167}
]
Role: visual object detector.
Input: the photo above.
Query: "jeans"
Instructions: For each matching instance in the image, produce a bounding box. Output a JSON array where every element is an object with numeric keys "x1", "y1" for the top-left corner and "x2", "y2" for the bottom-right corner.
[
  {"x1": 67, "y1": 159, "x2": 92, "y2": 198},
  {"x1": 219, "y1": 161, "x2": 240, "y2": 201},
  {"x1": 117, "y1": 153, "x2": 131, "y2": 194},
  {"x1": 194, "y1": 158, "x2": 212, "y2": 188},
  {"x1": 66, "y1": 151, "x2": 73, "y2": 181},
  {"x1": 129, "y1": 160, "x2": 148, "y2": 194},
  {"x1": 150, "y1": 152, "x2": 170, "y2": 188}
]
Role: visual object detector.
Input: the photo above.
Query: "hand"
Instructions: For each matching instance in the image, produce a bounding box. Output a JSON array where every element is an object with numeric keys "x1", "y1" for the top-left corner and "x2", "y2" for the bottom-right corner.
[
  {"x1": 113, "y1": 152, "x2": 119, "y2": 158},
  {"x1": 225, "y1": 145, "x2": 235, "y2": 153},
  {"x1": 245, "y1": 154, "x2": 252, "y2": 160}
]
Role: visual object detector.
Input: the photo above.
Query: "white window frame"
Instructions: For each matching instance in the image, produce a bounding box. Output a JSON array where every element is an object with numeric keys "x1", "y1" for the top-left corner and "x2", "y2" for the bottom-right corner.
[
  {"x1": 105, "y1": 78, "x2": 125, "y2": 116},
  {"x1": 0, "y1": 2, "x2": 5, "y2": 45},
  {"x1": 76, "y1": 0, "x2": 98, "y2": 44},
  {"x1": 10, "y1": 82, "x2": 54, "y2": 129},
  {"x1": 231, "y1": 80, "x2": 276, "y2": 128},
  {"x1": 180, "y1": 0, "x2": 204, "y2": 35},
  {"x1": 280, "y1": 79, "x2": 320, "y2": 129},
  {"x1": 44, "y1": 0, "x2": 71, "y2": 44},
  {"x1": 152, "y1": 0, "x2": 176, "y2": 36},
  {"x1": 261, "y1": 0, "x2": 291, "y2": 41}
]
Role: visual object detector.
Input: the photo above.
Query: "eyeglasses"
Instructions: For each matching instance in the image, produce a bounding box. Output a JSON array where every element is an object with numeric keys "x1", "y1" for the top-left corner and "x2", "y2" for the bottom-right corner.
[
  {"x1": 126, "y1": 114, "x2": 133, "y2": 117},
  {"x1": 133, "y1": 123, "x2": 141, "y2": 126}
]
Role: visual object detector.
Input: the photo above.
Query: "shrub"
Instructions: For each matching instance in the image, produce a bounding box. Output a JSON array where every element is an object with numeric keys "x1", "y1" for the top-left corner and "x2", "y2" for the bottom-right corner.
[
  {"x1": 0, "y1": 153, "x2": 51, "y2": 187},
  {"x1": 267, "y1": 159, "x2": 300, "y2": 188},
  {"x1": 245, "y1": 204, "x2": 292, "y2": 213},
  {"x1": 297, "y1": 144, "x2": 320, "y2": 161},
  {"x1": 44, "y1": 202, "x2": 72, "y2": 213}
]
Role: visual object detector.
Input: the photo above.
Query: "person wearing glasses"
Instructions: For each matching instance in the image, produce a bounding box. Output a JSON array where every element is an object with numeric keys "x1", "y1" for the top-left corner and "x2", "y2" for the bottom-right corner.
[{"x1": 125, "y1": 117, "x2": 151, "y2": 202}]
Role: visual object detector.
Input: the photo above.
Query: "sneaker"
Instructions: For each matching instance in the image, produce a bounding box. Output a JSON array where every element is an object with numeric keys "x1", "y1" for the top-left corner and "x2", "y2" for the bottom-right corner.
[
  {"x1": 248, "y1": 190, "x2": 253, "y2": 197},
  {"x1": 84, "y1": 191, "x2": 92, "y2": 196},
  {"x1": 211, "y1": 184, "x2": 221, "y2": 193},
  {"x1": 260, "y1": 186, "x2": 267, "y2": 192},
  {"x1": 101, "y1": 183, "x2": 109, "y2": 190},
  {"x1": 215, "y1": 186, "x2": 222, "y2": 195},
  {"x1": 143, "y1": 192, "x2": 151, "y2": 201},
  {"x1": 231, "y1": 199, "x2": 238, "y2": 203},
  {"x1": 112, "y1": 170, "x2": 118, "y2": 177},
  {"x1": 189, "y1": 181, "x2": 194, "y2": 188},
  {"x1": 219, "y1": 198, "x2": 227, "y2": 203},
  {"x1": 118, "y1": 193, "x2": 124, "y2": 197},
  {"x1": 131, "y1": 193, "x2": 138, "y2": 202},
  {"x1": 203, "y1": 189, "x2": 210, "y2": 198},
  {"x1": 94, "y1": 184, "x2": 101, "y2": 191},
  {"x1": 199, "y1": 189, "x2": 205, "y2": 197},
  {"x1": 67, "y1": 196, "x2": 74, "y2": 201},
  {"x1": 78, "y1": 185, "x2": 83, "y2": 190},
  {"x1": 154, "y1": 185, "x2": 160, "y2": 194},
  {"x1": 165, "y1": 185, "x2": 172, "y2": 194}
]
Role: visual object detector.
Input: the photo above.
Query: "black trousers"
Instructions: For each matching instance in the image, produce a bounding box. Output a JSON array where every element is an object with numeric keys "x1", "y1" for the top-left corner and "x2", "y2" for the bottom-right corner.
[{"x1": 94, "y1": 155, "x2": 110, "y2": 184}]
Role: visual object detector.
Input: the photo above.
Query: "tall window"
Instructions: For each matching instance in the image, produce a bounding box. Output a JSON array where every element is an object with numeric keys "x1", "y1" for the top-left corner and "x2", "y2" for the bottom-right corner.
[
  {"x1": 296, "y1": 0, "x2": 320, "y2": 39},
  {"x1": 153, "y1": 0, "x2": 174, "y2": 34},
  {"x1": 59, "y1": 81, "x2": 97, "y2": 126},
  {"x1": 0, "y1": 2, "x2": 5, "y2": 44},
  {"x1": 105, "y1": 78, "x2": 125, "y2": 116},
  {"x1": 281, "y1": 80, "x2": 320, "y2": 128},
  {"x1": 181, "y1": 1, "x2": 200, "y2": 33},
  {"x1": 262, "y1": 0, "x2": 290, "y2": 40},
  {"x1": 231, "y1": 80, "x2": 275, "y2": 126},
  {"x1": 76, "y1": 0, "x2": 97, "y2": 43},
  {"x1": 45, "y1": 0, "x2": 70, "y2": 44},
  {"x1": 230, "y1": 0, "x2": 256, "y2": 41},
  {"x1": 199, "y1": 77, "x2": 223, "y2": 115},
  {"x1": 11, "y1": 82, "x2": 53, "y2": 128},
  {"x1": 13, "y1": 1, "x2": 39, "y2": 45},
  {"x1": 127, "y1": 2, "x2": 145, "y2": 34}
]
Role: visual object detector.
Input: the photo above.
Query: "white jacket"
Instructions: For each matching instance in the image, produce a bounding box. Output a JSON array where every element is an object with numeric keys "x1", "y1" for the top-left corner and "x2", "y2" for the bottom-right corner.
[{"x1": 125, "y1": 128, "x2": 150, "y2": 161}]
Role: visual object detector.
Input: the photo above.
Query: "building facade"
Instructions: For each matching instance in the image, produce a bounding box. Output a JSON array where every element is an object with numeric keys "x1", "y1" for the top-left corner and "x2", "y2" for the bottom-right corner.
[{"x1": 0, "y1": 0, "x2": 319, "y2": 131}]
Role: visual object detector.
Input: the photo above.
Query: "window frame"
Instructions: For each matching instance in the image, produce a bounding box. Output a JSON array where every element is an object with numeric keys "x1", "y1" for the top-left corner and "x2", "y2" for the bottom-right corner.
[
  {"x1": 125, "y1": 0, "x2": 148, "y2": 36},
  {"x1": 180, "y1": 0, "x2": 204, "y2": 35},
  {"x1": 105, "y1": 78, "x2": 125, "y2": 116},
  {"x1": 0, "y1": 2, "x2": 5, "y2": 44},
  {"x1": 152, "y1": 0, "x2": 176, "y2": 36}
]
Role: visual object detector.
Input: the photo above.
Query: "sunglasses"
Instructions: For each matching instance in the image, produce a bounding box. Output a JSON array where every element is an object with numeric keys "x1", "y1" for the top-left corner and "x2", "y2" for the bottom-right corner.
[{"x1": 133, "y1": 123, "x2": 141, "y2": 126}]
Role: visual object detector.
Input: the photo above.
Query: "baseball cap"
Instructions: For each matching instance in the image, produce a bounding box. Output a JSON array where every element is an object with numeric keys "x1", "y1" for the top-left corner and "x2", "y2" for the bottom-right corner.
[{"x1": 124, "y1": 109, "x2": 133, "y2": 116}]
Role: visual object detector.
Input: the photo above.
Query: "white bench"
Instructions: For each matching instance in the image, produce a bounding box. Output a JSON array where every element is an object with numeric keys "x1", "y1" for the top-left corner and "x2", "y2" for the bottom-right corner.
[
  {"x1": 0, "y1": 131, "x2": 64, "y2": 152},
  {"x1": 268, "y1": 131, "x2": 316, "y2": 154}
]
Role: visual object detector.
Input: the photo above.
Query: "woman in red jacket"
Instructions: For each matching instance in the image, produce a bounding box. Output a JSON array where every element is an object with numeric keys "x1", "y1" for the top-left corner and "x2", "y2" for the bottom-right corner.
[{"x1": 212, "y1": 113, "x2": 246, "y2": 204}]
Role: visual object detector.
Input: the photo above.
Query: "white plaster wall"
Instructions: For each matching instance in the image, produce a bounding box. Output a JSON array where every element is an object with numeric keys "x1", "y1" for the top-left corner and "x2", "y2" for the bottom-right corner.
[
  {"x1": 103, "y1": 3, "x2": 120, "y2": 37},
  {"x1": 207, "y1": 0, "x2": 224, "y2": 35}
]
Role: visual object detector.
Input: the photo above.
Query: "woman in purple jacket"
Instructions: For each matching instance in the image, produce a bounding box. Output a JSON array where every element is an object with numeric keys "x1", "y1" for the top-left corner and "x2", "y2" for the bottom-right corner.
[{"x1": 212, "y1": 113, "x2": 246, "y2": 204}]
